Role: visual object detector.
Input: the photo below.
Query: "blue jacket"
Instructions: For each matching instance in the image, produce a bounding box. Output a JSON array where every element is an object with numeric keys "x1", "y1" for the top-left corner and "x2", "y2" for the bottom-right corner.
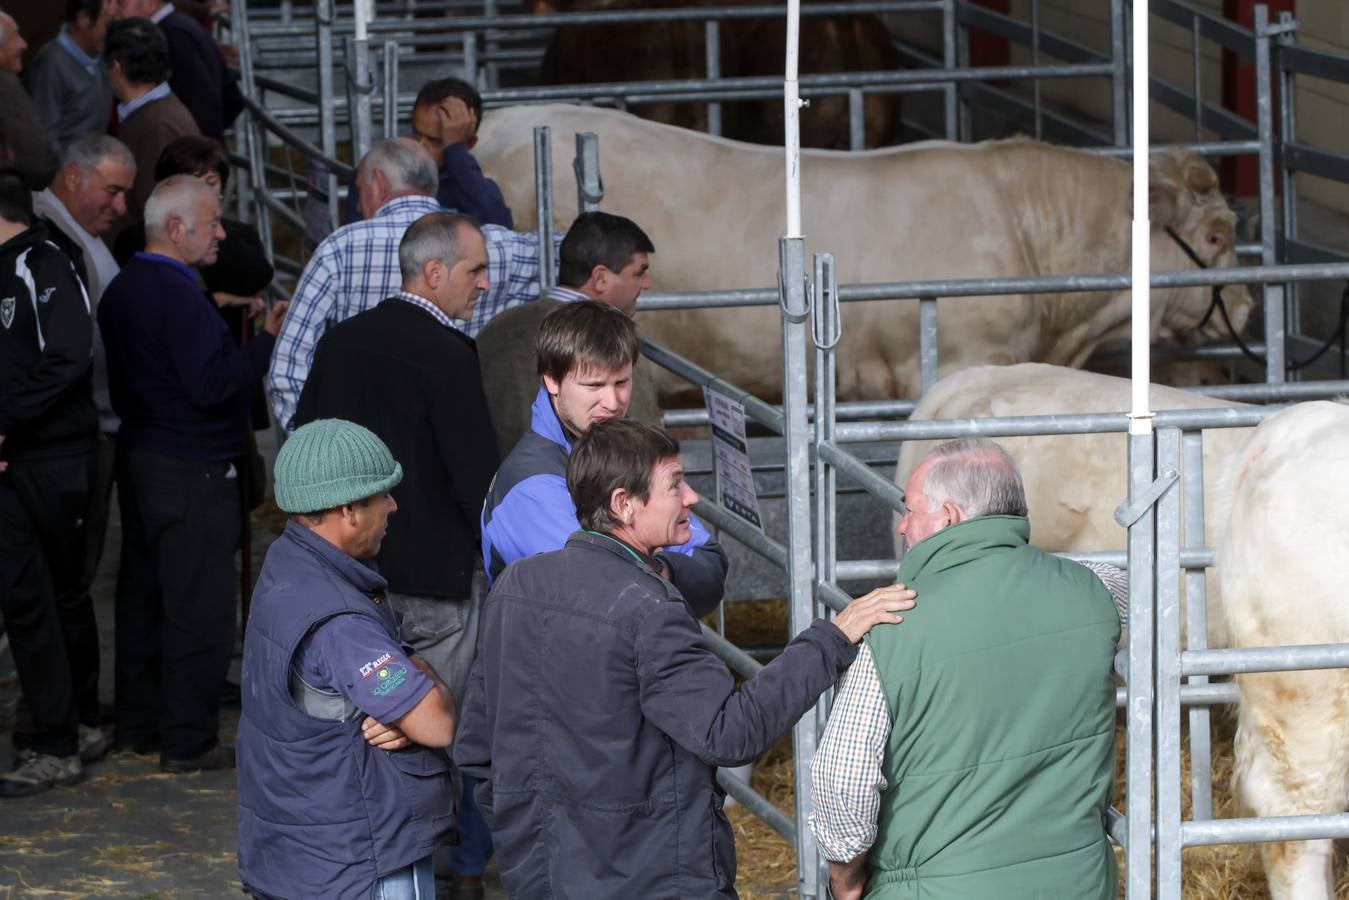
[
  {"x1": 480, "y1": 386, "x2": 728, "y2": 616},
  {"x1": 237, "y1": 523, "x2": 455, "y2": 900},
  {"x1": 454, "y1": 531, "x2": 857, "y2": 899}
]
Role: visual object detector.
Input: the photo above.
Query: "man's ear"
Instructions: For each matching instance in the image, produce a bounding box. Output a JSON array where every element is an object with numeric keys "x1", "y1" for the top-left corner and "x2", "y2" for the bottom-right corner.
[
  {"x1": 943, "y1": 501, "x2": 966, "y2": 526},
  {"x1": 421, "y1": 257, "x2": 441, "y2": 289},
  {"x1": 542, "y1": 373, "x2": 561, "y2": 397},
  {"x1": 465, "y1": 134, "x2": 478, "y2": 151},
  {"x1": 609, "y1": 486, "x2": 633, "y2": 525}
]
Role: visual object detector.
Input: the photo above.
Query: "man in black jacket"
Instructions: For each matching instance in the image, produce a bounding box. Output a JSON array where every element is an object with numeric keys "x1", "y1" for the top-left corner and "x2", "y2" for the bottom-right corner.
[
  {"x1": 0, "y1": 166, "x2": 102, "y2": 797},
  {"x1": 296, "y1": 211, "x2": 498, "y2": 716}
]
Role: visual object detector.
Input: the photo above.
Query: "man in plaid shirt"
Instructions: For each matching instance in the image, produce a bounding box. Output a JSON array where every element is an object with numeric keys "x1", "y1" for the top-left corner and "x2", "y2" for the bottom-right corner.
[{"x1": 267, "y1": 137, "x2": 560, "y2": 433}]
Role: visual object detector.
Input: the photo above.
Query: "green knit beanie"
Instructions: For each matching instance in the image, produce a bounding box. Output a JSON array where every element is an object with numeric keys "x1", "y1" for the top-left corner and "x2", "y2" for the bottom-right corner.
[{"x1": 274, "y1": 419, "x2": 403, "y2": 514}]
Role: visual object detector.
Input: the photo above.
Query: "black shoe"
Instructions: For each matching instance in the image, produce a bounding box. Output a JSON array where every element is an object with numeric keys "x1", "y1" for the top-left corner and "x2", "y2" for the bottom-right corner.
[{"x1": 160, "y1": 744, "x2": 235, "y2": 774}]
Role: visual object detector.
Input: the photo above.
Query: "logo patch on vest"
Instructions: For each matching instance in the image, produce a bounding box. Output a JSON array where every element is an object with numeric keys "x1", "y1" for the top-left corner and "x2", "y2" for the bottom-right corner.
[
  {"x1": 0, "y1": 297, "x2": 13, "y2": 330},
  {"x1": 371, "y1": 664, "x2": 409, "y2": 698},
  {"x1": 359, "y1": 651, "x2": 394, "y2": 679},
  {"x1": 37, "y1": 286, "x2": 55, "y2": 304}
]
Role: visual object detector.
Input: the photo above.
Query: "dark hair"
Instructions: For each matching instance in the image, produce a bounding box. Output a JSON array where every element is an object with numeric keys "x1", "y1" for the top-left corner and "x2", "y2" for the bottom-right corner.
[
  {"x1": 567, "y1": 419, "x2": 680, "y2": 533},
  {"x1": 0, "y1": 166, "x2": 34, "y2": 225},
  {"x1": 414, "y1": 77, "x2": 485, "y2": 136},
  {"x1": 154, "y1": 135, "x2": 230, "y2": 186},
  {"x1": 536, "y1": 300, "x2": 641, "y2": 383},
  {"x1": 557, "y1": 212, "x2": 655, "y2": 289},
  {"x1": 104, "y1": 18, "x2": 170, "y2": 86},
  {"x1": 67, "y1": 0, "x2": 104, "y2": 24}
]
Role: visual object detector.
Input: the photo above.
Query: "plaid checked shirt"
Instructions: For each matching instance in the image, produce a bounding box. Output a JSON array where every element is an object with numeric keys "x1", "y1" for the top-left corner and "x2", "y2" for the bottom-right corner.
[
  {"x1": 267, "y1": 194, "x2": 562, "y2": 431},
  {"x1": 807, "y1": 560, "x2": 1128, "y2": 863}
]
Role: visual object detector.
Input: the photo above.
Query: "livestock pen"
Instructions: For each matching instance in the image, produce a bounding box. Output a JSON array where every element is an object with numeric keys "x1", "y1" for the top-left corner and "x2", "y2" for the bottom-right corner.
[{"x1": 216, "y1": 0, "x2": 1349, "y2": 897}]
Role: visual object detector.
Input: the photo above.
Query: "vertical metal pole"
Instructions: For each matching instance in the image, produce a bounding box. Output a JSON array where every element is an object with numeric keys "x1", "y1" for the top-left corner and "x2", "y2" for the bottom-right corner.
[
  {"x1": 812, "y1": 252, "x2": 838, "y2": 601},
  {"x1": 705, "y1": 21, "x2": 722, "y2": 137},
  {"x1": 484, "y1": 0, "x2": 500, "y2": 89},
  {"x1": 574, "y1": 132, "x2": 604, "y2": 214},
  {"x1": 462, "y1": 31, "x2": 478, "y2": 84},
  {"x1": 1030, "y1": 0, "x2": 1042, "y2": 141},
  {"x1": 534, "y1": 127, "x2": 556, "y2": 291},
  {"x1": 1155, "y1": 428, "x2": 1183, "y2": 900},
  {"x1": 1182, "y1": 431, "x2": 1212, "y2": 822},
  {"x1": 918, "y1": 298, "x2": 938, "y2": 394},
  {"x1": 954, "y1": 0, "x2": 970, "y2": 141},
  {"x1": 1277, "y1": 12, "x2": 1300, "y2": 346},
  {"x1": 347, "y1": 35, "x2": 375, "y2": 167},
  {"x1": 230, "y1": 0, "x2": 274, "y2": 256},
  {"x1": 316, "y1": 0, "x2": 340, "y2": 229},
  {"x1": 848, "y1": 89, "x2": 865, "y2": 151},
  {"x1": 1192, "y1": 14, "x2": 1203, "y2": 142},
  {"x1": 781, "y1": 236, "x2": 819, "y2": 899},
  {"x1": 382, "y1": 40, "x2": 399, "y2": 139},
  {"x1": 940, "y1": 0, "x2": 958, "y2": 139},
  {"x1": 1255, "y1": 5, "x2": 1285, "y2": 383},
  {"x1": 1110, "y1": 0, "x2": 1128, "y2": 146},
  {"x1": 1125, "y1": 430, "x2": 1156, "y2": 900}
]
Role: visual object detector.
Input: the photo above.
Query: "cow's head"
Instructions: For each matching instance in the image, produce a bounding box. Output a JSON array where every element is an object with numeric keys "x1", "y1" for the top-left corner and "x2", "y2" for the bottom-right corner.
[{"x1": 1148, "y1": 149, "x2": 1254, "y2": 342}]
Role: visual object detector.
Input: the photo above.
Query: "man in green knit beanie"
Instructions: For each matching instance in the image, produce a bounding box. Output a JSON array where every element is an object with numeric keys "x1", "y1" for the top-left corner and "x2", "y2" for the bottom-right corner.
[{"x1": 809, "y1": 438, "x2": 1120, "y2": 900}]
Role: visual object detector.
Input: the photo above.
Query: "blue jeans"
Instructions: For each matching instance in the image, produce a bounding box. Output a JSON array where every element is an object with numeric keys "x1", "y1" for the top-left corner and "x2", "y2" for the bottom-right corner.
[
  {"x1": 374, "y1": 855, "x2": 435, "y2": 900},
  {"x1": 453, "y1": 774, "x2": 494, "y2": 875}
]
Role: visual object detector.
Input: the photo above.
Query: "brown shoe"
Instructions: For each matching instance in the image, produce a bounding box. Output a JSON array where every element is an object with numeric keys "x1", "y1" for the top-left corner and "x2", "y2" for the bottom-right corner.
[{"x1": 160, "y1": 744, "x2": 235, "y2": 774}]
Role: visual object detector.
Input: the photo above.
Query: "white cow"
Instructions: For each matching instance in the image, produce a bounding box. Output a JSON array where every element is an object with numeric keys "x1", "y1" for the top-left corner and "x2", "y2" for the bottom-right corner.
[
  {"x1": 475, "y1": 105, "x2": 1253, "y2": 403},
  {"x1": 1219, "y1": 401, "x2": 1349, "y2": 900}
]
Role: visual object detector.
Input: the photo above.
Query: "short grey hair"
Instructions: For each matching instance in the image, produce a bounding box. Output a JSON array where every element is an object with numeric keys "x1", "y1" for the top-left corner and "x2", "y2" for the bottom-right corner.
[
  {"x1": 60, "y1": 135, "x2": 136, "y2": 178},
  {"x1": 398, "y1": 212, "x2": 478, "y2": 283},
  {"x1": 358, "y1": 138, "x2": 438, "y2": 197},
  {"x1": 921, "y1": 438, "x2": 1028, "y2": 519},
  {"x1": 144, "y1": 174, "x2": 215, "y2": 241}
]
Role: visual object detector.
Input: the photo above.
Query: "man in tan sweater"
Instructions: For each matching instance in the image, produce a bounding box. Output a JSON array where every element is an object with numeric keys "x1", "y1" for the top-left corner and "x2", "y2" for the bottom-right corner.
[{"x1": 476, "y1": 211, "x2": 661, "y2": 454}]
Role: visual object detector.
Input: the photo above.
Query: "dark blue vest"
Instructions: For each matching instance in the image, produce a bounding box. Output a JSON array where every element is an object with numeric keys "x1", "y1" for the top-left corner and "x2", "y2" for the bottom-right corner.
[{"x1": 236, "y1": 522, "x2": 455, "y2": 900}]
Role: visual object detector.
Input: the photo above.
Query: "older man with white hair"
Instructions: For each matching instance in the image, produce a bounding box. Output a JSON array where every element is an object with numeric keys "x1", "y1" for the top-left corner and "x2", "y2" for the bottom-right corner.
[
  {"x1": 98, "y1": 175, "x2": 289, "y2": 772},
  {"x1": 809, "y1": 439, "x2": 1121, "y2": 900},
  {"x1": 267, "y1": 137, "x2": 560, "y2": 433}
]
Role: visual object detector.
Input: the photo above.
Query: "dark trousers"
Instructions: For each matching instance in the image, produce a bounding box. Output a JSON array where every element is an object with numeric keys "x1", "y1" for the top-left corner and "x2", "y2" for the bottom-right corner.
[
  {"x1": 114, "y1": 447, "x2": 239, "y2": 759},
  {"x1": 81, "y1": 433, "x2": 117, "y2": 594},
  {"x1": 0, "y1": 453, "x2": 98, "y2": 757}
]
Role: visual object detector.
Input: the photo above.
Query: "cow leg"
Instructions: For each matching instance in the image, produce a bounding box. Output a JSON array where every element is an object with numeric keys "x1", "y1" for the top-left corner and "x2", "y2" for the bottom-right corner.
[{"x1": 1232, "y1": 670, "x2": 1349, "y2": 900}]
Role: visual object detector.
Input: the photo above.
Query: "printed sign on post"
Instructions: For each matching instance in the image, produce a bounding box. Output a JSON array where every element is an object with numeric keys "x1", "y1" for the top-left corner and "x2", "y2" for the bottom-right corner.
[{"x1": 703, "y1": 387, "x2": 764, "y2": 532}]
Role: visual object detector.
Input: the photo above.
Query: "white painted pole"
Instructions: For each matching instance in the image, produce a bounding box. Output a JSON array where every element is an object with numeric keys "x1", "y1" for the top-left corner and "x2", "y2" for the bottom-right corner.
[
  {"x1": 783, "y1": 0, "x2": 802, "y2": 238},
  {"x1": 1129, "y1": 0, "x2": 1151, "y2": 431},
  {"x1": 354, "y1": 0, "x2": 370, "y2": 41}
]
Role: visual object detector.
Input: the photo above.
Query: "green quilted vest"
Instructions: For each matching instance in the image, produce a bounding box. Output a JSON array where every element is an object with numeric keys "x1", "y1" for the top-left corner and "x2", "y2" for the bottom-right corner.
[{"x1": 863, "y1": 516, "x2": 1119, "y2": 900}]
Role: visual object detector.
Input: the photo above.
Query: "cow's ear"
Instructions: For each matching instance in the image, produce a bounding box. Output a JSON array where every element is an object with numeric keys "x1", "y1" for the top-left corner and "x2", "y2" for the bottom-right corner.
[
  {"x1": 1183, "y1": 158, "x2": 1218, "y2": 195},
  {"x1": 1148, "y1": 179, "x2": 1179, "y2": 227}
]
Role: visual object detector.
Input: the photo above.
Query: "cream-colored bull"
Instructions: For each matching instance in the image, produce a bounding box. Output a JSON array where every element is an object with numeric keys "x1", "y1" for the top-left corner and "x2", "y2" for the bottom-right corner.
[
  {"x1": 895, "y1": 364, "x2": 1349, "y2": 898},
  {"x1": 475, "y1": 105, "x2": 1254, "y2": 403},
  {"x1": 1219, "y1": 401, "x2": 1349, "y2": 900}
]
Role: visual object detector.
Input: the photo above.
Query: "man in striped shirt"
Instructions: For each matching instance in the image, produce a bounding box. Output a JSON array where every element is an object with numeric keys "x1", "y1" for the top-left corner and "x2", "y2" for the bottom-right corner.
[{"x1": 267, "y1": 137, "x2": 560, "y2": 433}]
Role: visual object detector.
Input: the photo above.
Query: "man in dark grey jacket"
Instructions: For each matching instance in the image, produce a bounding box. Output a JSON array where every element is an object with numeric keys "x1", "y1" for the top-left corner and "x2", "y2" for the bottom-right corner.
[{"x1": 454, "y1": 419, "x2": 916, "y2": 898}]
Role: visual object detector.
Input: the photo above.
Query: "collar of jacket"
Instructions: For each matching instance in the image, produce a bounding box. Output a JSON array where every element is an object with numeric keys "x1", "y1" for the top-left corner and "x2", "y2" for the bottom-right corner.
[
  {"x1": 280, "y1": 520, "x2": 388, "y2": 597},
  {"x1": 567, "y1": 529, "x2": 662, "y2": 575},
  {"x1": 529, "y1": 385, "x2": 573, "y2": 453},
  {"x1": 896, "y1": 515, "x2": 1030, "y2": 583},
  {"x1": 371, "y1": 194, "x2": 444, "y2": 221}
]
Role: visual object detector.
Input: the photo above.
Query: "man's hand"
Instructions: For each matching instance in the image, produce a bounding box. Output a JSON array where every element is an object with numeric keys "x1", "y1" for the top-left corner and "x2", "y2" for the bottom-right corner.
[
  {"x1": 262, "y1": 300, "x2": 290, "y2": 337},
  {"x1": 832, "y1": 583, "x2": 916, "y2": 644},
  {"x1": 362, "y1": 715, "x2": 410, "y2": 750},
  {"x1": 213, "y1": 291, "x2": 265, "y2": 318},
  {"x1": 434, "y1": 97, "x2": 477, "y2": 150},
  {"x1": 828, "y1": 855, "x2": 870, "y2": 900}
]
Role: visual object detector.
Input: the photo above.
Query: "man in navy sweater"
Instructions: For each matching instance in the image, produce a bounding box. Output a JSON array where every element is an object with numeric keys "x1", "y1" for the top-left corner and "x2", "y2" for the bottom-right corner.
[{"x1": 98, "y1": 175, "x2": 288, "y2": 772}]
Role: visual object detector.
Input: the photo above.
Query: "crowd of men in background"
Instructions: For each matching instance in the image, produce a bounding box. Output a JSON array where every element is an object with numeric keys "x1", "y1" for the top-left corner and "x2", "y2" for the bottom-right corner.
[{"x1": 0, "y1": 3, "x2": 1127, "y2": 898}]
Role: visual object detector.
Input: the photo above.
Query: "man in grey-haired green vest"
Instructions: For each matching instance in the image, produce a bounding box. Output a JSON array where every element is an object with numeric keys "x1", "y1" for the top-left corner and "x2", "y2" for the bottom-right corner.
[{"x1": 809, "y1": 438, "x2": 1119, "y2": 900}]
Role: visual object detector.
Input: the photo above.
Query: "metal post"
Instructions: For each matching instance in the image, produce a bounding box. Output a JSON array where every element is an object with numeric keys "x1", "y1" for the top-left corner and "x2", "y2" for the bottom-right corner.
[
  {"x1": 1155, "y1": 428, "x2": 1183, "y2": 900},
  {"x1": 347, "y1": 35, "x2": 375, "y2": 167},
  {"x1": 1192, "y1": 14, "x2": 1203, "y2": 143},
  {"x1": 483, "y1": 0, "x2": 500, "y2": 89},
  {"x1": 316, "y1": 0, "x2": 340, "y2": 229},
  {"x1": 230, "y1": 0, "x2": 274, "y2": 257},
  {"x1": 534, "y1": 127, "x2": 556, "y2": 291},
  {"x1": 1110, "y1": 0, "x2": 1128, "y2": 146},
  {"x1": 848, "y1": 88, "x2": 865, "y2": 151},
  {"x1": 1276, "y1": 12, "x2": 1300, "y2": 348},
  {"x1": 705, "y1": 21, "x2": 722, "y2": 137},
  {"x1": 1030, "y1": 0, "x2": 1042, "y2": 141},
  {"x1": 1182, "y1": 431, "x2": 1213, "y2": 821},
  {"x1": 813, "y1": 251, "x2": 839, "y2": 600},
  {"x1": 918, "y1": 297, "x2": 938, "y2": 394},
  {"x1": 954, "y1": 0, "x2": 970, "y2": 141},
  {"x1": 1255, "y1": 5, "x2": 1285, "y2": 383},
  {"x1": 781, "y1": 235, "x2": 820, "y2": 899},
  {"x1": 382, "y1": 40, "x2": 400, "y2": 139},
  {"x1": 574, "y1": 132, "x2": 604, "y2": 214},
  {"x1": 462, "y1": 31, "x2": 478, "y2": 84},
  {"x1": 940, "y1": 0, "x2": 958, "y2": 139},
  {"x1": 1124, "y1": 429, "x2": 1156, "y2": 900}
]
